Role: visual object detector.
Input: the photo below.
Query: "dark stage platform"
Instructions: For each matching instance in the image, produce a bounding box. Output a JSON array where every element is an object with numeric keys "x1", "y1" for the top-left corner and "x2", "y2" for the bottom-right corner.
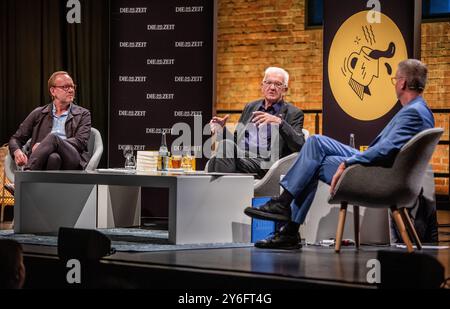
[{"x1": 20, "y1": 241, "x2": 450, "y2": 289}]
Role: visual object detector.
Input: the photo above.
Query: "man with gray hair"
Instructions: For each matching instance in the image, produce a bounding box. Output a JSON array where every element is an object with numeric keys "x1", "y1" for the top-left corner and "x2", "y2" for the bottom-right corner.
[
  {"x1": 208, "y1": 67, "x2": 305, "y2": 178},
  {"x1": 245, "y1": 59, "x2": 435, "y2": 249}
]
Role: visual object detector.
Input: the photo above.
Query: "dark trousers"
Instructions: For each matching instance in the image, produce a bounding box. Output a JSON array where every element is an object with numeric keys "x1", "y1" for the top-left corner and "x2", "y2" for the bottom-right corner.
[
  {"x1": 25, "y1": 133, "x2": 82, "y2": 171},
  {"x1": 207, "y1": 139, "x2": 268, "y2": 179}
]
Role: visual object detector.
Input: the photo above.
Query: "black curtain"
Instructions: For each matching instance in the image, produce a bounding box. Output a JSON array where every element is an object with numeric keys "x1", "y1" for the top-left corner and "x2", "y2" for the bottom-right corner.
[{"x1": 0, "y1": 0, "x2": 109, "y2": 167}]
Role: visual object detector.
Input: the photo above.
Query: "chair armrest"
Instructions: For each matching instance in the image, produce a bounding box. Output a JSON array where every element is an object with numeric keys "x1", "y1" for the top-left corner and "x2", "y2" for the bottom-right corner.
[
  {"x1": 328, "y1": 164, "x2": 418, "y2": 207},
  {"x1": 4, "y1": 153, "x2": 16, "y2": 183},
  {"x1": 85, "y1": 135, "x2": 104, "y2": 171},
  {"x1": 254, "y1": 152, "x2": 298, "y2": 197},
  {"x1": 85, "y1": 146, "x2": 103, "y2": 171},
  {"x1": 204, "y1": 154, "x2": 215, "y2": 172},
  {"x1": 4, "y1": 139, "x2": 32, "y2": 183}
]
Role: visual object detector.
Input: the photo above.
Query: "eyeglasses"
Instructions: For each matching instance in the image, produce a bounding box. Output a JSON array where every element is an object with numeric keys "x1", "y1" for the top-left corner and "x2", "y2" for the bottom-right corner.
[
  {"x1": 53, "y1": 84, "x2": 77, "y2": 92},
  {"x1": 262, "y1": 80, "x2": 285, "y2": 89},
  {"x1": 391, "y1": 76, "x2": 405, "y2": 86}
]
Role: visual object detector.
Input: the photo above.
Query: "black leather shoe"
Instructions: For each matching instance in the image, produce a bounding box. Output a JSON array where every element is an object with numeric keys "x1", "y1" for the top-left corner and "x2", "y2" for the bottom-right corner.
[
  {"x1": 244, "y1": 198, "x2": 291, "y2": 222},
  {"x1": 4, "y1": 183, "x2": 15, "y2": 195},
  {"x1": 255, "y1": 230, "x2": 302, "y2": 250}
]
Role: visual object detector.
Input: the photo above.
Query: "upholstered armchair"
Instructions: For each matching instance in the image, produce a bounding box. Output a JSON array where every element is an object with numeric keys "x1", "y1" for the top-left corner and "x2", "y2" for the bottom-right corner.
[
  {"x1": 328, "y1": 128, "x2": 443, "y2": 253},
  {"x1": 4, "y1": 127, "x2": 103, "y2": 183},
  {"x1": 84, "y1": 127, "x2": 103, "y2": 171}
]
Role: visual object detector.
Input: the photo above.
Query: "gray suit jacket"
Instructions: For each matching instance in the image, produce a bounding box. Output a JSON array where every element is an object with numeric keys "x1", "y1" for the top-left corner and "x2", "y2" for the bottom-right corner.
[{"x1": 232, "y1": 99, "x2": 305, "y2": 159}]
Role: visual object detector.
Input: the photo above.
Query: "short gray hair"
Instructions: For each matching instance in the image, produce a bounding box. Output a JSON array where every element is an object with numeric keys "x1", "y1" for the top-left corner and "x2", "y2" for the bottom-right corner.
[
  {"x1": 264, "y1": 67, "x2": 289, "y2": 87},
  {"x1": 397, "y1": 59, "x2": 428, "y2": 93}
]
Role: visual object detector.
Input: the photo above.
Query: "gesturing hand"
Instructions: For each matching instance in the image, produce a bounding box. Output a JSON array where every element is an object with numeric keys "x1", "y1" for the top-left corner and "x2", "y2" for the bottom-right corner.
[
  {"x1": 330, "y1": 162, "x2": 346, "y2": 194},
  {"x1": 210, "y1": 114, "x2": 230, "y2": 134},
  {"x1": 14, "y1": 149, "x2": 28, "y2": 167},
  {"x1": 251, "y1": 111, "x2": 282, "y2": 127}
]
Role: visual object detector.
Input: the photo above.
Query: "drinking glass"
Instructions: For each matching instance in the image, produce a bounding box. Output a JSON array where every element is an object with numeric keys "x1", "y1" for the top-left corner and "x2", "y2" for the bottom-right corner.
[
  {"x1": 171, "y1": 155, "x2": 182, "y2": 169},
  {"x1": 123, "y1": 145, "x2": 135, "y2": 169},
  {"x1": 125, "y1": 155, "x2": 136, "y2": 170},
  {"x1": 181, "y1": 151, "x2": 193, "y2": 171}
]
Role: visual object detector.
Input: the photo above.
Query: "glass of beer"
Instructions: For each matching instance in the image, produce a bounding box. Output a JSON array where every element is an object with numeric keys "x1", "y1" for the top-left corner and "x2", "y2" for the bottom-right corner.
[
  {"x1": 171, "y1": 155, "x2": 182, "y2": 169},
  {"x1": 181, "y1": 151, "x2": 193, "y2": 171},
  {"x1": 359, "y1": 145, "x2": 369, "y2": 152},
  {"x1": 190, "y1": 154, "x2": 196, "y2": 171}
]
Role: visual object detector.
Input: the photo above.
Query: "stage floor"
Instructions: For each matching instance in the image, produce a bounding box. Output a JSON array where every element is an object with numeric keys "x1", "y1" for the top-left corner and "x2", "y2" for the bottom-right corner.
[{"x1": 21, "y1": 241, "x2": 450, "y2": 289}]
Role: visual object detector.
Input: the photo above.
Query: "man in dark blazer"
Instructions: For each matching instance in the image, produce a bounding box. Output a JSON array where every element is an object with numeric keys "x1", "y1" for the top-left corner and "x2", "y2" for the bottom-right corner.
[
  {"x1": 208, "y1": 67, "x2": 305, "y2": 178},
  {"x1": 245, "y1": 59, "x2": 435, "y2": 249},
  {"x1": 9, "y1": 71, "x2": 91, "y2": 175}
]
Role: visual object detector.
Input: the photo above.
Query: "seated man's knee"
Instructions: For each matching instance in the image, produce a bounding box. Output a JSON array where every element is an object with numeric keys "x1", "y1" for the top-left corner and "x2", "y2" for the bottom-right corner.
[
  {"x1": 215, "y1": 140, "x2": 235, "y2": 159},
  {"x1": 46, "y1": 153, "x2": 62, "y2": 170},
  {"x1": 307, "y1": 134, "x2": 323, "y2": 145},
  {"x1": 206, "y1": 157, "x2": 216, "y2": 172},
  {"x1": 42, "y1": 133, "x2": 61, "y2": 144}
]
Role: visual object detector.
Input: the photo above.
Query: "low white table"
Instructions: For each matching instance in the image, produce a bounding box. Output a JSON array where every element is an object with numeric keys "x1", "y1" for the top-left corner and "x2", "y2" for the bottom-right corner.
[{"x1": 14, "y1": 170, "x2": 254, "y2": 244}]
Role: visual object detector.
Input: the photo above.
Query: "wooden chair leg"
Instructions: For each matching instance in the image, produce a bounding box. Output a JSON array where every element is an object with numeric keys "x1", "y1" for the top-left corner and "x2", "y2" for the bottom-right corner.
[
  {"x1": 353, "y1": 205, "x2": 360, "y2": 249},
  {"x1": 402, "y1": 208, "x2": 422, "y2": 250},
  {"x1": 390, "y1": 206, "x2": 414, "y2": 253},
  {"x1": 335, "y1": 202, "x2": 348, "y2": 253}
]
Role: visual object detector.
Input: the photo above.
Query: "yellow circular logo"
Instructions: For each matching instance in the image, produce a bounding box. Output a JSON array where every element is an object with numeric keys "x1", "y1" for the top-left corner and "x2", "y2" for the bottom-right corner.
[{"x1": 328, "y1": 11, "x2": 407, "y2": 121}]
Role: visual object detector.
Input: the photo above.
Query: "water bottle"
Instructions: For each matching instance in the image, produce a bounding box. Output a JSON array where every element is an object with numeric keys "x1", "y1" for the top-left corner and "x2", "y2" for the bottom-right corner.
[
  {"x1": 158, "y1": 133, "x2": 169, "y2": 171},
  {"x1": 349, "y1": 133, "x2": 355, "y2": 149}
]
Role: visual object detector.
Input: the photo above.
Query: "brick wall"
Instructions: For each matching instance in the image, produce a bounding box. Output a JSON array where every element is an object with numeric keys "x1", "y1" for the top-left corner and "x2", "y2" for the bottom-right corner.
[
  {"x1": 216, "y1": 0, "x2": 450, "y2": 195},
  {"x1": 421, "y1": 22, "x2": 450, "y2": 194}
]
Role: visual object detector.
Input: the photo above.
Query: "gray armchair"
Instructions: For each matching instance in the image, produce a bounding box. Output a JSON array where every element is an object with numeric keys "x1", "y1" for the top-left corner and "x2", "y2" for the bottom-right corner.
[
  {"x1": 4, "y1": 127, "x2": 103, "y2": 182},
  {"x1": 4, "y1": 141, "x2": 30, "y2": 183},
  {"x1": 254, "y1": 129, "x2": 309, "y2": 196},
  {"x1": 4, "y1": 154, "x2": 14, "y2": 183},
  {"x1": 85, "y1": 127, "x2": 103, "y2": 171},
  {"x1": 328, "y1": 128, "x2": 443, "y2": 253},
  {"x1": 254, "y1": 152, "x2": 298, "y2": 196}
]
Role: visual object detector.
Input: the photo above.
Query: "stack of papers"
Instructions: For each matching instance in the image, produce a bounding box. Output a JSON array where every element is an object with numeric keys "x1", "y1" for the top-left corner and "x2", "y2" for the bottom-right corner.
[
  {"x1": 137, "y1": 151, "x2": 158, "y2": 172},
  {"x1": 96, "y1": 168, "x2": 136, "y2": 174}
]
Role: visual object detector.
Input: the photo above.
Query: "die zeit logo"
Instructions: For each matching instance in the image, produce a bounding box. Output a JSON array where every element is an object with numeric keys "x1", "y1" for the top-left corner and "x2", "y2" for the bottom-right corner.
[
  {"x1": 328, "y1": 11, "x2": 407, "y2": 121},
  {"x1": 147, "y1": 24, "x2": 175, "y2": 31},
  {"x1": 175, "y1": 41, "x2": 204, "y2": 48},
  {"x1": 118, "y1": 110, "x2": 146, "y2": 117},
  {"x1": 174, "y1": 111, "x2": 202, "y2": 117}
]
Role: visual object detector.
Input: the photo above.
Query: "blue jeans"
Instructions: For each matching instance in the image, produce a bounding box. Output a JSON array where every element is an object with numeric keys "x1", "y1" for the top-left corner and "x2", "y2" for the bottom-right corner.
[{"x1": 280, "y1": 135, "x2": 359, "y2": 224}]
